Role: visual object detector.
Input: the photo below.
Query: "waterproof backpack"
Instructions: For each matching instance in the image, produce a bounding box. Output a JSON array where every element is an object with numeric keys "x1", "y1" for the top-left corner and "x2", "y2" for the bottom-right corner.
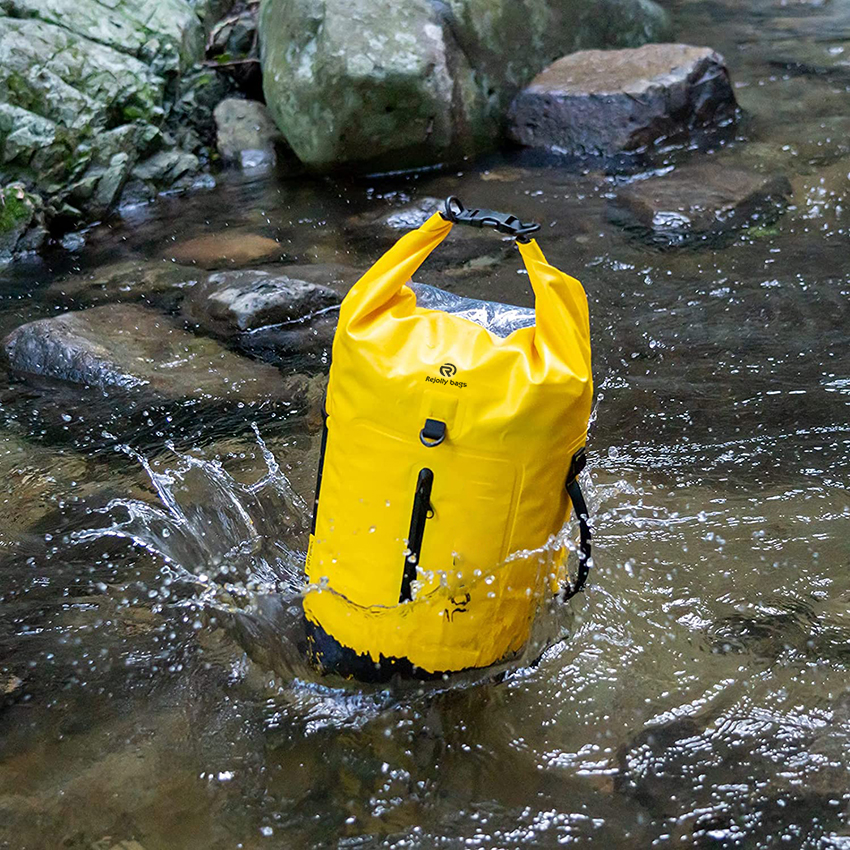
[{"x1": 305, "y1": 198, "x2": 593, "y2": 679}]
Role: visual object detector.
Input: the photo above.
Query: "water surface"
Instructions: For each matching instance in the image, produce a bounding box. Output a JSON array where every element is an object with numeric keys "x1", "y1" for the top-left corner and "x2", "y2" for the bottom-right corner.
[{"x1": 2, "y1": 0, "x2": 850, "y2": 846}]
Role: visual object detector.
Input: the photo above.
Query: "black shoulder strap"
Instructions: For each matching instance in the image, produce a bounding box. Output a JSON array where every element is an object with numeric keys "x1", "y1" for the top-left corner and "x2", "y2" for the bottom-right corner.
[{"x1": 561, "y1": 448, "x2": 592, "y2": 601}]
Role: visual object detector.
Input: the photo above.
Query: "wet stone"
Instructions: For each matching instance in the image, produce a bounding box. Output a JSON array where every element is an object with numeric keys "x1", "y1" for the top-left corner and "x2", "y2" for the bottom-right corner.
[
  {"x1": 213, "y1": 98, "x2": 286, "y2": 171},
  {"x1": 508, "y1": 43, "x2": 738, "y2": 156},
  {"x1": 2, "y1": 304, "x2": 298, "y2": 405},
  {"x1": 46, "y1": 260, "x2": 202, "y2": 310},
  {"x1": 1, "y1": 673, "x2": 23, "y2": 707},
  {"x1": 347, "y1": 197, "x2": 443, "y2": 230},
  {"x1": 608, "y1": 162, "x2": 792, "y2": 246},
  {"x1": 182, "y1": 267, "x2": 344, "y2": 339},
  {"x1": 164, "y1": 231, "x2": 284, "y2": 269},
  {"x1": 237, "y1": 310, "x2": 339, "y2": 363},
  {"x1": 129, "y1": 150, "x2": 200, "y2": 189}
]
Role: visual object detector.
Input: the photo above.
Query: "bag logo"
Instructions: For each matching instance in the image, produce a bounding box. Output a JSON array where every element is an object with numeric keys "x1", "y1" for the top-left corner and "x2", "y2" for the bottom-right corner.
[{"x1": 426, "y1": 362, "x2": 467, "y2": 388}]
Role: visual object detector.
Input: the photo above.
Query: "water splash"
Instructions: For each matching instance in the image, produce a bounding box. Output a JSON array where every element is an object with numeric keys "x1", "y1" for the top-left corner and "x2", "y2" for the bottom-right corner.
[{"x1": 73, "y1": 426, "x2": 582, "y2": 687}]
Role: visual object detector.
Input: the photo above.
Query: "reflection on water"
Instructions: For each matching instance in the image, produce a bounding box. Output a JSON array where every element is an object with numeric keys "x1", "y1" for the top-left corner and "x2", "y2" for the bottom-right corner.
[{"x1": 2, "y1": 0, "x2": 850, "y2": 845}]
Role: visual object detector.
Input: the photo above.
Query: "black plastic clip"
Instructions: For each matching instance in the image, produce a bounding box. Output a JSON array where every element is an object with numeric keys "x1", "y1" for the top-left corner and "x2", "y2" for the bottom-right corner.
[
  {"x1": 441, "y1": 196, "x2": 541, "y2": 243},
  {"x1": 420, "y1": 418, "x2": 446, "y2": 448}
]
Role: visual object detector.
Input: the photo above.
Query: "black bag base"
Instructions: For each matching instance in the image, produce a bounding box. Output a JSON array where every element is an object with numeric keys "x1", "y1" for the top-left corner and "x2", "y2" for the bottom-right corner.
[{"x1": 305, "y1": 616, "x2": 446, "y2": 683}]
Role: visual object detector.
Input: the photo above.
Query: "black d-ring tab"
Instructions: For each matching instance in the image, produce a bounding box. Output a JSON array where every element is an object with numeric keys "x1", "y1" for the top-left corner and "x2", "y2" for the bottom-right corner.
[
  {"x1": 441, "y1": 196, "x2": 541, "y2": 242},
  {"x1": 420, "y1": 418, "x2": 446, "y2": 447}
]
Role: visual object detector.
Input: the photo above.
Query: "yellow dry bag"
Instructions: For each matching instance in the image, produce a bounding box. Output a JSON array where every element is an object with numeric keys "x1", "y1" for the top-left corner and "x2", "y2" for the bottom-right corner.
[{"x1": 305, "y1": 198, "x2": 593, "y2": 679}]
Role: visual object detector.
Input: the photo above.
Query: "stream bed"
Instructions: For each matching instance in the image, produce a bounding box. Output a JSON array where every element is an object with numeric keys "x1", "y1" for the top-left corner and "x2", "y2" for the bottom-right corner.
[{"x1": 2, "y1": 0, "x2": 850, "y2": 847}]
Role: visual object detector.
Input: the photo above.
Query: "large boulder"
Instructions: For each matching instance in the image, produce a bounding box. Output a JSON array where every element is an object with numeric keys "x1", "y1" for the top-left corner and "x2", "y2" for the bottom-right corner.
[
  {"x1": 258, "y1": 0, "x2": 671, "y2": 171},
  {"x1": 609, "y1": 162, "x2": 793, "y2": 247},
  {"x1": 507, "y1": 43, "x2": 738, "y2": 156},
  {"x1": 2, "y1": 304, "x2": 297, "y2": 405},
  {"x1": 0, "y1": 0, "x2": 226, "y2": 249}
]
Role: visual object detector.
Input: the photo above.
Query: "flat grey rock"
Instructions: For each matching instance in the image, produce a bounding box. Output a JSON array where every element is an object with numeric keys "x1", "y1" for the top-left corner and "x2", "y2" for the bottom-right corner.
[
  {"x1": 508, "y1": 43, "x2": 737, "y2": 156},
  {"x1": 2, "y1": 304, "x2": 298, "y2": 404}
]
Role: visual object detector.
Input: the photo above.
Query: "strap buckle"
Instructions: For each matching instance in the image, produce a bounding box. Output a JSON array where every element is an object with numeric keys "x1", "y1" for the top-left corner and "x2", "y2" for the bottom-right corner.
[{"x1": 441, "y1": 196, "x2": 541, "y2": 243}]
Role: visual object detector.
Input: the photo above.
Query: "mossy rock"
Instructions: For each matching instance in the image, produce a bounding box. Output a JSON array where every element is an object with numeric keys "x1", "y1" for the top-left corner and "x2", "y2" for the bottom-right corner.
[
  {"x1": 0, "y1": 183, "x2": 42, "y2": 256},
  {"x1": 0, "y1": 0, "x2": 223, "y2": 243}
]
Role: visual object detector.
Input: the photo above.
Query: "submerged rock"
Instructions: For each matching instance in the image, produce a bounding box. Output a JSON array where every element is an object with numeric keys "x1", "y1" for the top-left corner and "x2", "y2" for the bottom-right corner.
[
  {"x1": 608, "y1": 163, "x2": 792, "y2": 246},
  {"x1": 182, "y1": 268, "x2": 343, "y2": 338},
  {"x1": 790, "y1": 159, "x2": 850, "y2": 222},
  {"x1": 164, "y1": 232, "x2": 284, "y2": 269},
  {"x1": 508, "y1": 43, "x2": 737, "y2": 156},
  {"x1": 259, "y1": 0, "x2": 671, "y2": 171},
  {"x1": 0, "y1": 434, "x2": 88, "y2": 545},
  {"x1": 769, "y1": 39, "x2": 850, "y2": 85},
  {"x1": 2, "y1": 305, "x2": 296, "y2": 405},
  {"x1": 213, "y1": 98, "x2": 287, "y2": 170},
  {"x1": 1, "y1": 673, "x2": 23, "y2": 704},
  {"x1": 46, "y1": 260, "x2": 201, "y2": 309}
]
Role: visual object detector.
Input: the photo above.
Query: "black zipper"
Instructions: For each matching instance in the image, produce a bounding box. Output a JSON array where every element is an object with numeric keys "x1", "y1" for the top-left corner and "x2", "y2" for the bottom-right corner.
[{"x1": 399, "y1": 468, "x2": 434, "y2": 602}]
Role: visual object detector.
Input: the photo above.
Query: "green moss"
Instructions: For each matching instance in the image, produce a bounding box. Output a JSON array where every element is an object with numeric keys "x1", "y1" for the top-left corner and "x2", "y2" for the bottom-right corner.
[
  {"x1": 4, "y1": 71, "x2": 42, "y2": 116},
  {"x1": 122, "y1": 105, "x2": 148, "y2": 122},
  {"x1": 745, "y1": 223, "x2": 781, "y2": 240},
  {"x1": 0, "y1": 188, "x2": 34, "y2": 234}
]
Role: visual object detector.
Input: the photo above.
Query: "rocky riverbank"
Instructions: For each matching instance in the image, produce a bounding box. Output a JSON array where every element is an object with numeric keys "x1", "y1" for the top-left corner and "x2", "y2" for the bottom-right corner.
[
  {"x1": 0, "y1": 0, "x2": 259, "y2": 260},
  {"x1": 0, "y1": 0, "x2": 685, "y2": 260}
]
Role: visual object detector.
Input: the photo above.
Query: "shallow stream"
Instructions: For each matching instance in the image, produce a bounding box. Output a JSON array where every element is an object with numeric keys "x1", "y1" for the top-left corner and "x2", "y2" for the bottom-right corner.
[{"x1": 2, "y1": 0, "x2": 850, "y2": 846}]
